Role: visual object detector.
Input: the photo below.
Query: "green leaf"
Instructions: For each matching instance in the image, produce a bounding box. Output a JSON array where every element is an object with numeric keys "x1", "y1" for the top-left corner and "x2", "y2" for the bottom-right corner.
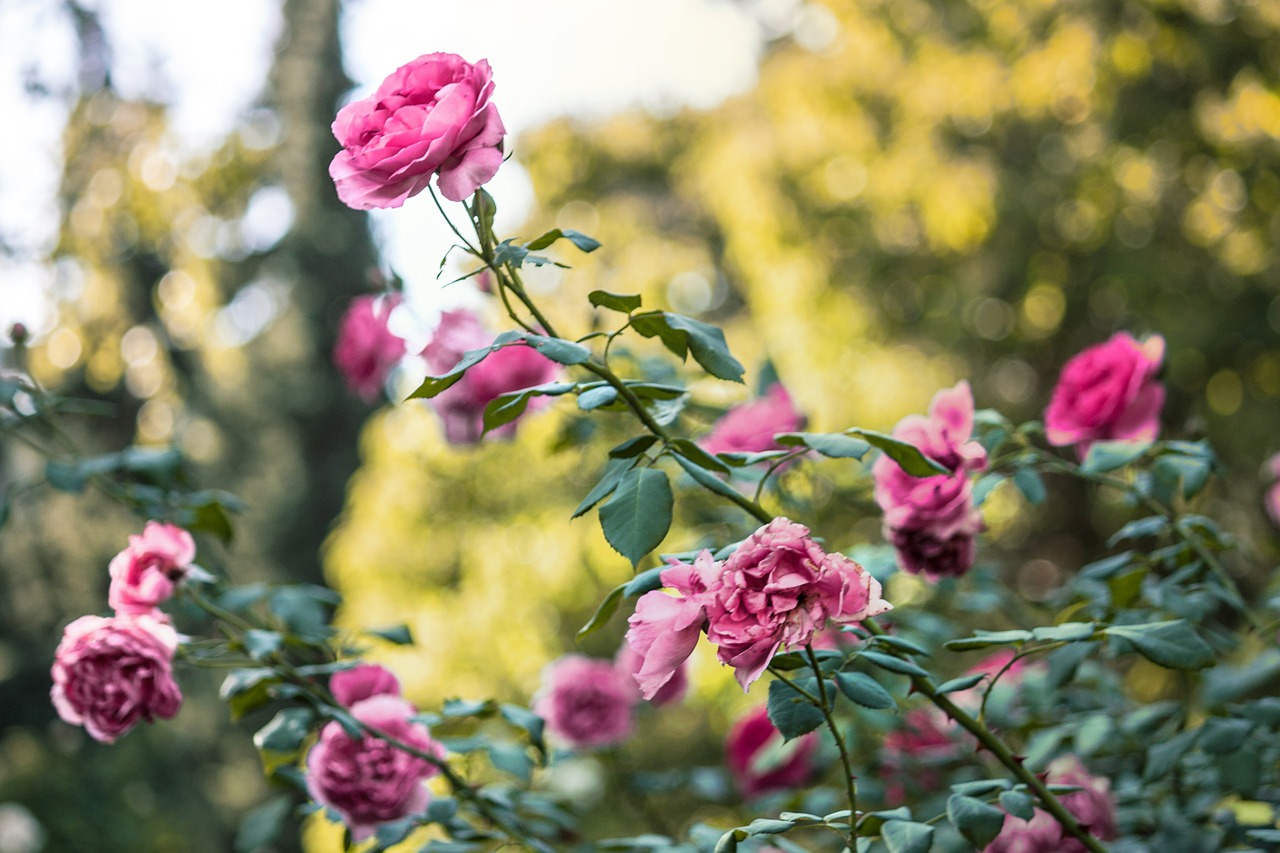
[
  {"x1": 254, "y1": 707, "x2": 314, "y2": 756},
  {"x1": 599, "y1": 468, "x2": 673, "y2": 566},
  {"x1": 242, "y1": 629, "x2": 283, "y2": 660},
  {"x1": 369, "y1": 624, "x2": 414, "y2": 645},
  {"x1": 500, "y1": 704, "x2": 546, "y2": 755},
  {"x1": 630, "y1": 311, "x2": 688, "y2": 359},
  {"x1": 999, "y1": 790, "x2": 1036, "y2": 821},
  {"x1": 668, "y1": 438, "x2": 731, "y2": 474},
  {"x1": 521, "y1": 333, "x2": 591, "y2": 365},
  {"x1": 1081, "y1": 440, "x2": 1151, "y2": 473},
  {"x1": 936, "y1": 673, "x2": 986, "y2": 695},
  {"x1": 946, "y1": 794, "x2": 1006, "y2": 849},
  {"x1": 526, "y1": 227, "x2": 601, "y2": 253},
  {"x1": 1144, "y1": 728, "x2": 1198, "y2": 780},
  {"x1": 767, "y1": 678, "x2": 825, "y2": 742},
  {"x1": 673, "y1": 454, "x2": 744, "y2": 502},
  {"x1": 220, "y1": 669, "x2": 280, "y2": 720},
  {"x1": 572, "y1": 456, "x2": 639, "y2": 518},
  {"x1": 1012, "y1": 467, "x2": 1046, "y2": 505},
  {"x1": 589, "y1": 290, "x2": 642, "y2": 312},
  {"x1": 235, "y1": 795, "x2": 292, "y2": 853},
  {"x1": 1105, "y1": 620, "x2": 1214, "y2": 670},
  {"x1": 775, "y1": 432, "x2": 871, "y2": 459},
  {"x1": 849, "y1": 429, "x2": 949, "y2": 477},
  {"x1": 1107, "y1": 514, "x2": 1167, "y2": 546},
  {"x1": 577, "y1": 385, "x2": 619, "y2": 410},
  {"x1": 858, "y1": 651, "x2": 930, "y2": 679},
  {"x1": 746, "y1": 818, "x2": 796, "y2": 836},
  {"x1": 1031, "y1": 622, "x2": 1097, "y2": 642},
  {"x1": 663, "y1": 313, "x2": 745, "y2": 383},
  {"x1": 487, "y1": 742, "x2": 534, "y2": 781},
  {"x1": 834, "y1": 671, "x2": 896, "y2": 709},
  {"x1": 609, "y1": 435, "x2": 659, "y2": 458},
  {"x1": 45, "y1": 459, "x2": 88, "y2": 492},
  {"x1": 577, "y1": 586, "x2": 625, "y2": 641},
  {"x1": 1199, "y1": 717, "x2": 1252, "y2": 753},
  {"x1": 405, "y1": 332, "x2": 518, "y2": 400},
  {"x1": 469, "y1": 189, "x2": 496, "y2": 240},
  {"x1": 881, "y1": 820, "x2": 933, "y2": 853},
  {"x1": 945, "y1": 629, "x2": 1033, "y2": 651}
]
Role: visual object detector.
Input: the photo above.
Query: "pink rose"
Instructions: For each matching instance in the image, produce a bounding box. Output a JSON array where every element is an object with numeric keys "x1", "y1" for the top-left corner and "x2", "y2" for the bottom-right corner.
[
  {"x1": 333, "y1": 294, "x2": 406, "y2": 401},
  {"x1": 331, "y1": 664, "x2": 400, "y2": 708},
  {"x1": 422, "y1": 309, "x2": 559, "y2": 444},
  {"x1": 329, "y1": 53, "x2": 505, "y2": 209},
  {"x1": 50, "y1": 614, "x2": 182, "y2": 743},
  {"x1": 983, "y1": 755, "x2": 1116, "y2": 853},
  {"x1": 615, "y1": 639, "x2": 688, "y2": 706},
  {"x1": 1265, "y1": 453, "x2": 1280, "y2": 527},
  {"x1": 948, "y1": 649, "x2": 1042, "y2": 713},
  {"x1": 625, "y1": 550, "x2": 719, "y2": 701},
  {"x1": 1045, "y1": 332, "x2": 1165, "y2": 455},
  {"x1": 533, "y1": 655, "x2": 638, "y2": 750},
  {"x1": 708, "y1": 518, "x2": 891, "y2": 690},
  {"x1": 725, "y1": 704, "x2": 820, "y2": 799},
  {"x1": 107, "y1": 521, "x2": 197, "y2": 616},
  {"x1": 306, "y1": 694, "x2": 443, "y2": 842},
  {"x1": 701, "y1": 383, "x2": 804, "y2": 456},
  {"x1": 873, "y1": 382, "x2": 987, "y2": 580}
]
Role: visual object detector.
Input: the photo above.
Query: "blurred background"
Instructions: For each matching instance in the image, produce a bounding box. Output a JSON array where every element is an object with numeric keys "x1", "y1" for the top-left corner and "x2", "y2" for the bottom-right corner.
[{"x1": 0, "y1": 0, "x2": 1278, "y2": 850}]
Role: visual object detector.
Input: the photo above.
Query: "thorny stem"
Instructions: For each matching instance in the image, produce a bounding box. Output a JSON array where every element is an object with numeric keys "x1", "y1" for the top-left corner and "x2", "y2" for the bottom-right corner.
[{"x1": 805, "y1": 644, "x2": 858, "y2": 849}]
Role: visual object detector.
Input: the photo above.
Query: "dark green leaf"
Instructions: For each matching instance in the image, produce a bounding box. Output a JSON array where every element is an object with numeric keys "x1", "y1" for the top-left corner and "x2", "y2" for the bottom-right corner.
[
  {"x1": 442, "y1": 698, "x2": 495, "y2": 718},
  {"x1": 663, "y1": 313, "x2": 745, "y2": 383},
  {"x1": 45, "y1": 460, "x2": 88, "y2": 492},
  {"x1": 589, "y1": 290, "x2": 642, "y2": 312},
  {"x1": 1107, "y1": 515, "x2": 1167, "y2": 546},
  {"x1": 630, "y1": 311, "x2": 688, "y2": 359},
  {"x1": 521, "y1": 333, "x2": 591, "y2": 365},
  {"x1": 577, "y1": 586, "x2": 624, "y2": 641},
  {"x1": 599, "y1": 468, "x2": 673, "y2": 566},
  {"x1": 1080, "y1": 551, "x2": 1134, "y2": 579},
  {"x1": 849, "y1": 429, "x2": 949, "y2": 477},
  {"x1": 242, "y1": 629, "x2": 283, "y2": 660},
  {"x1": 774, "y1": 432, "x2": 870, "y2": 459},
  {"x1": 946, "y1": 794, "x2": 1006, "y2": 849},
  {"x1": 235, "y1": 795, "x2": 292, "y2": 853},
  {"x1": 1012, "y1": 467, "x2": 1046, "y2": 505},
  {"x1": 1081, "y1": 440, "x2": 1151, "y2": 473},
  {"x1": 835, "y1": 671, "x2": 896, "y2": 709},
  {"x1": 1144, "y1": 729, "x2": 1198, "y2": 781},
  {"x1": 945, "y1": 629, "x2": 1033, "y2": 651},
  {"x1": 405, "y1": 333, "x2": 517, "y2": 400},
  {"x1": 254, "y1": 707, "x2": 314, "y2": 755},
  {"x1": 882, "y1": 820, "x2": 934, "y2": 853},
  {"x1": 668, "y1": 438, "x2": 731, "y2": 474},
  {"x1": 369, "y1": 624, "x2": 414, "y2": 645},
  {"x1": 767, "y1": 678, "x2": 825, "y2": 742},
  {"x1": 872, "y1": 634, "x2": 931, "y2": 657},
  {"x1": 950, "y1": 779, "x2": 1010, "y2": 797},
  {"x1": 487, "y1": 742, "x2": 533, "y2": 781},
  {"x1": 673, "y1": 454, "x2": 743, "y2": 502},
  {"x1": 936, "y1": 673, "x2": 986, "y2": 695},
  {"x1": 1105, "y1": 620, "x2": 1214, "y2": 670},
  {"x1": 500, "y1": 704, "x2": 546, "y2": 754},
  {"x1": 572, "y1": 456, "x2": 639, "y2": 518},
  {"x1": 1199, "y1": 717, "x2": 1252, "y2": 753},
  {"x1": 220, "y1": 669, "x2": 280, "y2": 720},
  {"x1": 610, "y1": 435, "x2": 659, "y2": 458},
  {"x1": 746, "y1": 818, "x2": 795, "y2": 836},
  {"x1": 525, "y1": 228, "x2": 602, "y2": 253},
  {"x1": 999, "y1": 791, "x2": 1035, "y2": 821},
  {"x1": 858, "y1": 651, "x2": 930, "y2": 679}
]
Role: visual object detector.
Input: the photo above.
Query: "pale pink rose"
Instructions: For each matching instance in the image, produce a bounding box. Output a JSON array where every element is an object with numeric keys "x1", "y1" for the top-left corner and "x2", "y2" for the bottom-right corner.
[
  {"x1": 107, "y1": 521, "x2": 196, "y2": 616},
  {"x1": 983, "y1": 755, "x2": 1116, "y2": 853},
  {"x1": 706, "y1": 518, "x2": 892, "y2": 690},
  {"x1": 333, "y1": 294, "x2": 406, "y2": 401},
  {"x1": 615, "y1": 639, "x2": 688, "y2": 706},
  {"x1": 422, "y1": 309, "x2": 559, "y2": 444},
  {"x1": 331, "y1": 664, "x2": 400, "y2": 708},
  {"x1": 625, "y1": 551, "x2": 720, "y2": 701},
  {"x1": 306, "y1": 694, "x2": 443, "y2": 842},
  {"x1": 329, "y1": 53, "x2": 505, "y2": 208},
  {"x1": 50, "y1": 614, "x2": 182, "y2": 744},
  {"x1": 873, "y1": 382, "x2": 987, "y2": 580},
  {"x1": 1045, "y1": 332, "x2": 1165, "y2": 455},
  {"x1": 1265, "y1": 453, "x2": 1280, "y2": 527},
  {"x1": 701, "y1": 383, "x2": 804, "y2": 456},
  {"x1": 725, "y1": 704, "x2": 820, "y2": 799},
  {"x1": 533, "y1": 655, "x2": 638, "y2": 750}
]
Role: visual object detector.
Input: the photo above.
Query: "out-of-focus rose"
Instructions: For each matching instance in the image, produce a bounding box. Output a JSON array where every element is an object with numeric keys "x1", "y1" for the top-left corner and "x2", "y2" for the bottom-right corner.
[
  {"x1": 725, "y1": 705, "x2": 820, "y2": 799},
  {"x1": 50, "y1": 614, "x2": 182, "y2": 744},
  {"x1": 615, "y1": 640, "x2": 688, "y2": 706},
  {"x1": 333, "y1": 294, "x2": 406, "y2": 401},
  {"x1": 708, "y1": 518, "x2": 891, "y2": 690},
  {"x1": 1045, "y1": 332, "x2": 1165, "y2": 455},
  {"x1": 329, "y1": 53, "x2": 505, "y2": 208},
  {"x1": 625, "y1": 551, "x2": 719, "y2": 701},
  {"x1": 422, "y1": 309, "x2": 559, "y2": 444},
  {"x1": 873, "y1": 382, "x2": 987, "y2": 580},
  {"x1": 107, "y1": 521, "x2": 196, "y2": 616},
  {"x1": 983, "y1": 755, "x2": 1117, "y2": 853},
  {"x1": 306, "y1": 694, "x2": 443, "y2": 841},
  {"x1": 1265, "y1": 453, "x2": 1280, "y2": 527},
  {"x1": 533, "y1": 655, "x2": 638, "y2": 750},
  {"x1": 331, "y1": 663, "x2": 401, "y2": 708},
  {"x1": 701, "y1": 383, "x2": 804, "y2": 456},
  {"x1": 948, "y1": 648, "x2": 1042, "y2": 713},
  {"x1": 880, "y1": 707, "x2": 963, "y2": 802}
]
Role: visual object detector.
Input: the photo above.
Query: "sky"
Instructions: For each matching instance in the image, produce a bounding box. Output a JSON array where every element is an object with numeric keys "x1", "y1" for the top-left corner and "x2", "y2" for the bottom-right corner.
[{"x1": 0, "y1": 0, "x2": 773, "y2": 338}]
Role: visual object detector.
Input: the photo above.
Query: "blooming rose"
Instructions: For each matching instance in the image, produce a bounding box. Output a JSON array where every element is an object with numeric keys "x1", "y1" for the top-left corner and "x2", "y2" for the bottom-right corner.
[
  {"x1": 873, "y1": 382, "x2": 987, "y2": 580},
  {"x1": 615, "y1": 639, "x2": 688, "y2": 706},
  {"x1": 306, "y1": 694, "x2": 443, "y2": 841},
  {"x1": 984, "y1": 755, "x2": 1116, "y2": 853},
  {"x1": 329, "y1": 53, "x2": 505, "y2": 208},
  {"x1": 709, "y1": 518, "x2": 892, "y2": 690},
  {"x1": 533, "y1": 655, "x2": 638, "y2": 750},
  {"x1": 330, "y1": 663, "x2": 400, "y2": 708},
  {"x1": 1265, "y1": 453, "x2": 1280, "y2": 527},
  {"x1": 422, "y1": 308, "x2": 559, "y2": 444},
  {"x1": 725, "y1": 705, "x2": 820, "y2": 799},
  {"x1": 1045, "y1": 332, "x2": 1165, "y2": 455},
  {"x1": 625, "y1": 550, "x2": 720, "y2": 701},
  {"x1": 50, "y1": 614, "x2": 182, "y2": 743},
  {"x1": 701, "y1": 383, "x2": 804, "y2": 456},
  {"x1": 333, "y1": 294, "x2": 406, "y2": 401},
  {"x1": 107, "y1": 521, "x2": 196, "y2": 616}
]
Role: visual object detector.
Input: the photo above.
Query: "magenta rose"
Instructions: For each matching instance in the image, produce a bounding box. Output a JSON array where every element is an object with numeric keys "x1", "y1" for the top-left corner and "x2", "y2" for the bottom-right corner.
[
  {"x1": 625, "y1": 550, "x2": 720, "y2": 701},
  {"x1": 107, "y1": 521, "x2": 196, "y2": 616},
  {"x1": 1045, "y1": 332, "x2": 1165, "y2": 455},
  {"x1": 706, "y1": 518, "x2": 892, "y2": 690},
  {"x1": 422, "y1": 309, "x2": 559, "y2": 444},
  {"x1": 725, "y1": 704, "x2": 820, "y2": 799},
  {"x1": 873, "y1": 382, "x2": 987, "y2": 580},
  {"x1": 615, "y1": 639, "x2": 688, "y2": 707},
  {"x1": 329, "y1": 53, "x2": 505, "y2": 209},
  {"x1": 1265, "y1": 453, "x2": 1280, "y2": 527},
  {"x1": 50, "y1": 613, "x2": 182, "y2": 743},
  {"x1": 330, "y1": 663, "x2": 401, "y2": 708},
  {"x1": 983, "y1": 755, "x2": 1116, "y2": 853},
  {"x1": 333, "y1": 294, "x2": 406, "y2": 401},
  {"x1": 701, "y1": 383, "x2": 804, "y2": 456},
  {"x1": 306, "y1": 694, "x2": 443, "y2": 841},
  {"x1": 533, "y1": 655, "x2": 638, "y2": 750}
]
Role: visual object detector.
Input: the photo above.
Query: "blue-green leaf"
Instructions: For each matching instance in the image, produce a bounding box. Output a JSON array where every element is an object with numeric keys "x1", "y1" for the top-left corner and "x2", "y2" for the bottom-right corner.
[
  {"x1": 946, "y1": 794, "x2": 1006, "y2": 849},
  {"x1": 767, "y1": 678, "x2": 824, "y2": 742},
  {"x1": 1105, "y1": 620, "x2": 1214, "y2": 670},
  {"x1": 599, "y1": 468, "x2": 674, "y2": 566},
  {"x1": 849, "y1": 429, "x2": 948, "y2": 477}
]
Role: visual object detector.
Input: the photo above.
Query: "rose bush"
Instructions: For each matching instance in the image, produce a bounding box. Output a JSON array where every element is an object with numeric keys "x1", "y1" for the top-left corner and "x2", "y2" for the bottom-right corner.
[{"x1": 329, "y1": 52, "x2": 505, "y2": 208}]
